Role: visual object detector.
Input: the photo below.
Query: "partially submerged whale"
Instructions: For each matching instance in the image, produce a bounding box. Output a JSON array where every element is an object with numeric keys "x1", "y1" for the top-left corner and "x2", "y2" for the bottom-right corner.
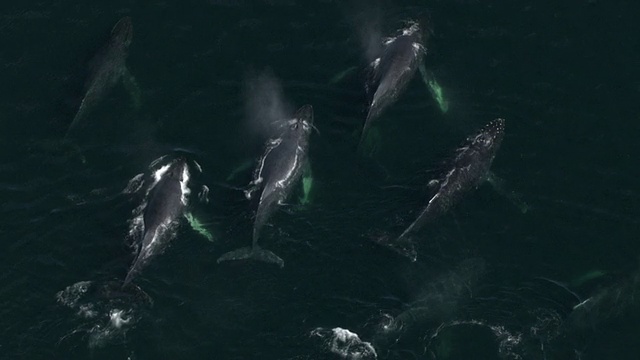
[
  {"x1": 360, "y1": 21, "x2": 426, "y2": 148},
  {"x1": 65, "y1": 16, "x2": 140, "y2": 138},
  {"x1": 380, "y1": 119, "x2": 506, "y2": 261},
  {"x1": 217, "y1": 105, "x2": 315, "y2": 268},
  {"x1": 123, "y1": 157, "x2": 191, "y2": 287}
]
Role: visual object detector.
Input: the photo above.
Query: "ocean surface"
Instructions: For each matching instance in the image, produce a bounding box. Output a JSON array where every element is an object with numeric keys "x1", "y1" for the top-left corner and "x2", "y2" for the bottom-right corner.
[{"x1": 1, "y1": 0, "x2": 639, "y2": 359}]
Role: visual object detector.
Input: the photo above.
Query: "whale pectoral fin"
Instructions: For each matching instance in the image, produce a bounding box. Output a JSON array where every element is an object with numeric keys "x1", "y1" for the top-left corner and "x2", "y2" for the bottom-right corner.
[
  {"x1": 184, "y1": 212, "x2": 215, "y2": 242},
  {"x1": 418, "y1": 62, "x2": 449, "y2": 114},
  {"x1": 122, "y1": 66, "x2": 142, "y2": 110},
  {"x1": 486, "y1": 171, "x2": 531, "y2": 214},
  {"x1": 329, "y1": 66, "x2": 358, "y2": 84},
  {"x1": 570, "y1": 269, "x2": 608, "y2": 288},
  {"x1": 217, "y1": 246, "x2": 284, "y2": 268},
  {"x1": 298, "y1": 162, "x2": 314, "y2": 206},
  {"x1": 227, "y1": 159, "x2": 254, "y2": 181}
]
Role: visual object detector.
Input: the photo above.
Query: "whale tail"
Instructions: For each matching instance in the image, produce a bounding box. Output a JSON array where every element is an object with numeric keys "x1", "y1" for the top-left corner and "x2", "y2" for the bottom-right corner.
[{"x1": 217, "y1": 246, "x2": 284, "y2": 268}]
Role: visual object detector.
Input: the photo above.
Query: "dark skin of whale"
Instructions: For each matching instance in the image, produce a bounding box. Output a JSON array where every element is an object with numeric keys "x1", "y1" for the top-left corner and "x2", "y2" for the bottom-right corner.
[
  {"x1": 389, "y1": 119, "x2": 506, "y2": 261},
  {"x1": 360, "y1": 23, "x2": 425, "y2": 147},
  {"x1": 65, "y1": 16, "x2": 133, "y2": 137},
  {"x1": 217, "y1": 105, "x2": 314, "y2": 268},
  {"x1": 123, "y1": 158, "x2": 188, "y2": 287}
]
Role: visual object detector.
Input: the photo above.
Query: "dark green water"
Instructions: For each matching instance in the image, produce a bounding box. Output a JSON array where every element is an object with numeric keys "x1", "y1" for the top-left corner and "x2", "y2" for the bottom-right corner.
[{"x1": 1, "y1": 0, "x2": 639, "y2": 359}]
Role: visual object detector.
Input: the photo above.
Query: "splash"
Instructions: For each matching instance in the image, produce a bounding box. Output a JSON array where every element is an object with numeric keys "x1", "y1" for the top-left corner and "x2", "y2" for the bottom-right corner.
[
  {"x1": 56, "y1": 281, "x2": 145, "y2": 349},
  {"x1": 425, "y1": 320, "x2": 524, "y2": 360},
  {"x1": 311, "y1": 327, "x2": 377, "y2": 360}
]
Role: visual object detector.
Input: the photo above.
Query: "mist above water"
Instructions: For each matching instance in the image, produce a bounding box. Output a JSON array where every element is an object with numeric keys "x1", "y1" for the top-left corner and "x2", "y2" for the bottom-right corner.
[{"x1": 242, "y1": 70, "x2": 294, "y2": 141}]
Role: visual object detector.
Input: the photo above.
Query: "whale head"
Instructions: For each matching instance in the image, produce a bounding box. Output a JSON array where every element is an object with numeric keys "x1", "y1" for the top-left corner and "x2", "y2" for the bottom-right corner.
[
  {"x1": 165, "y1": 157, "x2": 189, "y2": 182},
  {"x1": 470, "y1": 118, "x2": 505, "y2": 155},
  {"x1": 286, "y1": 104, "x2": 315, "y2": 135},
  {"x1": 111, "y1": 16, "x2": 133, "y2": 48},
  {"x1": 401, "y1": 20, "x2": 421, "y2": 37}
]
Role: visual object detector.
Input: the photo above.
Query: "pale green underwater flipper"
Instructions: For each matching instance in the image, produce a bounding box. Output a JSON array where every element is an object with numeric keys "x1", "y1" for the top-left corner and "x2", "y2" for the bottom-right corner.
[
  {"x1": 570, "y1": 269, "x2": 607, "y2": 287},
  {"x1": 329, "y1": 66, "x2": 358, "y2": 84},
  {"x1": 299, "y1": 162, "x2": 314, "y2": 205},
  {"x1": 226, "y1": 159, "x2": 254, "y2": 181},
  {"x1": 184, "y1": 212, "x2": 214, "y2": 242},
  {"x1": 419, "y1": 62, "x2": 449, "y2": 114},
  {"x1": 486, "y1": 172, "x2": 531, "y2": 214}
]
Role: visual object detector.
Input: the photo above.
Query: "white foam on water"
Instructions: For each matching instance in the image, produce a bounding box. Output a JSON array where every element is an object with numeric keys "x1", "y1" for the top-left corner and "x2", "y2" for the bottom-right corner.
[
  {"x1": 376, "y1": 313, "x2": 401, "y2": 334},
  {"x1": 109, "y1": 309, "x2": 131, "y2": 329},
  {"x1": 311, "y1": 327, "x2": 377, "y2": 360},
  {"x1": 427, "y1": 320, "x2": 524, "y2": 360},
  {"x1": 77, "y1": 304, "x2": 97, "y2": 318},
  {"x1": 86, "y1": 308, "x2": 137, "y2": 349},
  {"x1": 122, "y1": 173, "x2": 144, "y2": 194},
  {"x1": 56, "y1": 281, "x2": 92, "y2": 308}
]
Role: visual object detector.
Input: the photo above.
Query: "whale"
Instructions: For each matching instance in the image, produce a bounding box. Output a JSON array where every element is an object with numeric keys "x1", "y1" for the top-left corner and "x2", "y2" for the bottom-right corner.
[
  {"x1": 217, "y1": 105, "x2": 315, "y2": 268},
  {"x1": 360, "y1": 21, "x2": 426, "y2": 147},
  {"x1": 123, "y1": 157, "x2": 190, "y2": 287},
  {"x1": 65, "y1": 16, "x2": 139, "y2": 138},
  {"x1": 384, "y1": 119, "x2": 505, "y2": 261}
]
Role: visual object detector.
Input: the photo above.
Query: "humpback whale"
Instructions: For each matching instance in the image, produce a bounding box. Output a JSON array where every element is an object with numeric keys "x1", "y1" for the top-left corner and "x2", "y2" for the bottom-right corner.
[
  {"x1": 218, "y1": 105, "x2": 315, "y2": 268},
  {"x1": 123, "y1": 157, "x2": 190, "y2": 287},
  {"x1": 360, "y1": 21, "x2": 426, "y2": 147},
  {"x1": 65, "y1": 16, "x2": 139, "y2": 138},
  {"x1": 384, "y1": 119, "x2": 505, "y2": 261}
]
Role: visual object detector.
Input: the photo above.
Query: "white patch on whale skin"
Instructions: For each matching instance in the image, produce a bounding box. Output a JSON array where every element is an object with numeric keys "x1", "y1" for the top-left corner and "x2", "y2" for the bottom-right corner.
[
  {"x1": 370, "y1": 57, "x2": 381, "y2": 70},
  {"x1": 412, "y1": 42, "x2": 425, "y2": 55},
  {"x1": 401, "y1": 21, "x2": 420, "y2": 37},
  {"x1": 179, "y1": 165, "x2": 191, "y2": 206},
  {"x1": 383, "y1": 37, "x2": 395, "y2": 46},
  {"x1": 152, "y1": 164, "x2": 171, "y2": 183}
]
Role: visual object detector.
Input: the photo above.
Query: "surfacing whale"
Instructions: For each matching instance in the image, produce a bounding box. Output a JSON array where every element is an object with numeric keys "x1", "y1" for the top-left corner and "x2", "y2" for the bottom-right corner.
[
  {"x1": 360, "y1": 21, "x2": 426, "y2": 148},
  {"x1": 380, "y1": 119, "x2": 506, "y2": 261},
  {"x1": 217, "y1": 105, "x2": 315, "y2": 268},
  {"x1": 123, "y1": 157, "x2": 190, "y2": 287},
  {"x1": 65, "y1": 16, "x2": 139, "y2": 138}
]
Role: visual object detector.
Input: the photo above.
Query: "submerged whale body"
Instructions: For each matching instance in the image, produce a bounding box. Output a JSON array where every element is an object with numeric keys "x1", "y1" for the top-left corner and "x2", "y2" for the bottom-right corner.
[
  {"x1": 360, "y1": 21, "x2": 426, "y2": 146},
  {"x1": 385, "y1": 119, "x2": 506, "y2": 261},
  {"x1": 123, "y1": 157, "x2": 190, "y2": 287},
  {"x1": 66, "y1": 16, "x2": 136, "y2": 137},
  {"x1": 217, "y1": 105, "x2": 315, "y2": 268}
]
